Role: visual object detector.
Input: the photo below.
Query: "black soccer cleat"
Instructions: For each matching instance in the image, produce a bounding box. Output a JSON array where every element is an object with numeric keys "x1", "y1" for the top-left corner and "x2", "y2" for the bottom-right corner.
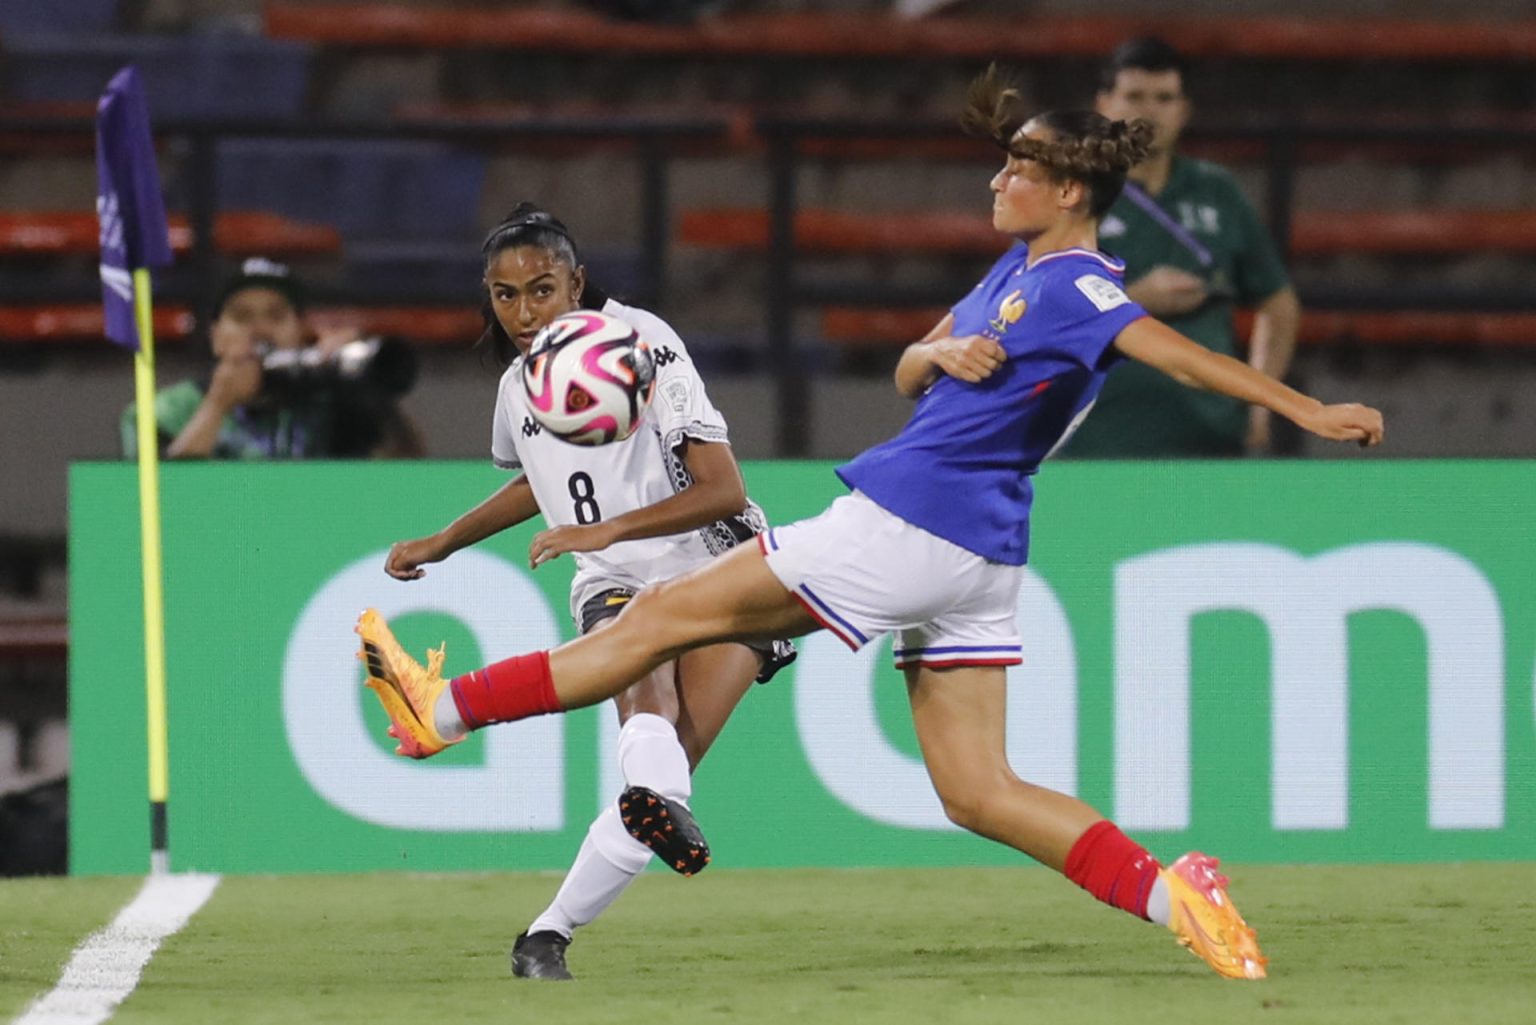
[
  {"x1": 618, "y1": 785, "x2": 711, "y2": 876},
  {"x1": 511, "y1": 930, "x2": 573, "y2": 981}
]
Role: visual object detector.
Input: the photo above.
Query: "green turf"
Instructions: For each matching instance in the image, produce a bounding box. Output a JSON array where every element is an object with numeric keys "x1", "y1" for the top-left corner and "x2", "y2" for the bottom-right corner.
[
  {"x1": 0, "y1": 875, "x2": 144, "y2": 1018},
  {"x1": 8, "y1": 865, "x2": 1536, "y2": 1024}
]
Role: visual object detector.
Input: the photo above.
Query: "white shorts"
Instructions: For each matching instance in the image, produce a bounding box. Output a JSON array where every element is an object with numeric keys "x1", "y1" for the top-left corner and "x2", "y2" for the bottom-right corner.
[{"x1": 758, "y1": 491, "x2": 1023, "y2": 669}]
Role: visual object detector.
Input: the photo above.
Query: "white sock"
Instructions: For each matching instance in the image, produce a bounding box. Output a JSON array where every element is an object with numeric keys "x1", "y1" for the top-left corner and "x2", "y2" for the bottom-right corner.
[
  {"x1": 617, "y1": 712, "x2": 691, "y2": 803},
  {"x1": 433, "y1": 688, "x2": 467, "y2": 741},
  {"x1": 524, "y1": 714, "x2": 691, "y2": 939},
  {"x1": 1146, "y1": 874, "x2": 1171, "y2": 927},
  {"x1": 528, "y1": 804, "x2": 652, "y2": 939}
]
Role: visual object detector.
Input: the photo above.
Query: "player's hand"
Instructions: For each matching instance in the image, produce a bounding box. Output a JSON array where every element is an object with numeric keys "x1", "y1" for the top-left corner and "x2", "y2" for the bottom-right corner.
[
  {"x1": 385, "y1": 537, "x2": 444, "y2": 580},
  {"x1": 529, "y1": 522, "x2": 619, "y2": 568},
  {"x1": 1299, "y1": 402, "x2": 1384, "y2": 447},
  {"x1": 1128, "y1": 266, "x2": 1208, "y2": 317},
  {"x1": 927, "y1": 334, "x2": 1006, "y2": 384}
]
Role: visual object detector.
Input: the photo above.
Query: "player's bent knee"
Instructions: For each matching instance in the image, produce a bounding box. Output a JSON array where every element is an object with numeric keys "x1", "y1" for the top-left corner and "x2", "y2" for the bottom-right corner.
[
  {"x1": 933, "y1": 771, "x2": 1019, "y2": 837},
  {"x1": 622, "y1": 580, "x2": 719, "y2": 652},
  {"x1": 937, "y1": 793, "x2": 987, "y2": 834}
]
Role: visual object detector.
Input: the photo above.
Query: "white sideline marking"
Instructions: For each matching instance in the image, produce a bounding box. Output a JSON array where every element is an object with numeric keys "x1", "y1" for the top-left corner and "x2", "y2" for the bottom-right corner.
[{"x1": 12, "y1": 873, "x2": 221, "y2": 1025}]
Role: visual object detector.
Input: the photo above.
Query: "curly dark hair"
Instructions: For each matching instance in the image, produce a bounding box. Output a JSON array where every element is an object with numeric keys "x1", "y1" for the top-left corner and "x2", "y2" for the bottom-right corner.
[{"x1": 960, "y1": 65, "x2": 1154, "y2": 219}]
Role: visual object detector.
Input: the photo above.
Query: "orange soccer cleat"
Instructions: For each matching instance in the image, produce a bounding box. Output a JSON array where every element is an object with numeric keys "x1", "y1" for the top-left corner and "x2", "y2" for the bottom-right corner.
[
  {"x1": 355, "y1": 608, "x2": 459, "y2": 759},
  {"x1": 1162, "y1": 852, "x2": 1268, "y2": 980}
]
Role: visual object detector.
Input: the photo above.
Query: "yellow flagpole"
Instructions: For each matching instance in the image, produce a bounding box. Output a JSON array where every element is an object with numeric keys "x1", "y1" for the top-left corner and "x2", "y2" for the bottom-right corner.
[{"x1": 129, "y1": 266, "x2": 171, "y2": 874}]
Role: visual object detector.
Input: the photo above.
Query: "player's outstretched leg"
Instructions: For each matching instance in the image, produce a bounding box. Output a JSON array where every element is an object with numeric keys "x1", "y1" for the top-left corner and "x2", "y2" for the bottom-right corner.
[
  {"x1": 619, "y1": 785, "x2": 711, "y2": 876},
  {"x1": 511, "y1": 931, "x2": 573, "y2": 981},
  {"x1": 355, "y1": 608, "x2": 460, "y2": 759},
  {"x1": 1160, "y1": 852, "x2": 1267, "y2": 980}
]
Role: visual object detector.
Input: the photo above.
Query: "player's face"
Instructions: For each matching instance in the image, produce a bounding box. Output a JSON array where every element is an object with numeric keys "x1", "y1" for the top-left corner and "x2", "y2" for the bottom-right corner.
[
  {"x1": 1096, "y1": 68, "x2": 1189, "y2": 156},
  {"x1": 485, "y1": 245, "x2": 585, "y2": 354},
  {"x1": 990, "y1": 122, "x2": 1076, "y2": 238},
  {"x1": 211, "y1": 286, "x2": 304, "y2": 358}
]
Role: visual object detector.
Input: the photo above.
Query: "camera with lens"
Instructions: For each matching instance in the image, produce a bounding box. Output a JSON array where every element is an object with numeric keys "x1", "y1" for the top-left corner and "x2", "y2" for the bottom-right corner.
[{"x1": 258, "y1": 335, "x2": 419, "y2": 404}]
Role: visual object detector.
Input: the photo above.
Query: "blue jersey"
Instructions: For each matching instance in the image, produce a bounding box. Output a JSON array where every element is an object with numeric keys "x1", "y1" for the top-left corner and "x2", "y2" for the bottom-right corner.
[{"x1": 837, "y1": 245, "x2": 1148, "y2": 565}]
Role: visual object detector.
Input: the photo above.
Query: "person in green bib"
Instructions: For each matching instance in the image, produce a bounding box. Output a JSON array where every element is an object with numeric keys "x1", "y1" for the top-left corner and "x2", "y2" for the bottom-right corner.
[
  {"x1": 120, "y1": 258, "x2": 424, "y2": 460},
  {"x1": 1064, "y1": 36, "x2": 1301, "y2": 458}
]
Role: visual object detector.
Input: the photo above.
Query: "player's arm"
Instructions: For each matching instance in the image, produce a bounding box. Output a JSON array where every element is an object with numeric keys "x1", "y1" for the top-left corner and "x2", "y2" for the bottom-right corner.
[
  {"x1": 1243, "y1": 285, "x2": 1301, "y2": 451},
  {"x1": 385, "y1": 475, "x2": 540, "y2": 580},
  {"x1": 894, "y1": 314, "x2": 1007, "y2": 398},
  {"x1": 1112, "y1": 316, "x2": 1382, "y2": 446},
  {"x1": 528, "y1": 439, "x2": 747, "y2": 568}
]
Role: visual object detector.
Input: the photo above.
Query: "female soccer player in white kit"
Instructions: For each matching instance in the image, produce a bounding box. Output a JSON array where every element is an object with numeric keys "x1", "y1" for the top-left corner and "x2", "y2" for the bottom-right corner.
[
  {"x1": 360, "y1": 76, "x2": 1383, "y2": 981},
  {"x1": 374, "y1": 204, "x2": 792, "y2": 980}
]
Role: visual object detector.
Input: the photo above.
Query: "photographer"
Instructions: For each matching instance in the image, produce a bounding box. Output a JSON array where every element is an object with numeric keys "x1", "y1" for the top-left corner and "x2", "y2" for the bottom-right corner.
[{"x1": 120, "y1": 258, "x2": 425, "y2": 460}]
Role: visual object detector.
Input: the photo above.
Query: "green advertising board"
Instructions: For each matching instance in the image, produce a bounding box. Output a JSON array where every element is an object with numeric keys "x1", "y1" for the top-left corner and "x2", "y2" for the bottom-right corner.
[{"x1": 70, "y1": 461, "x2": 1536, "y2": 875}]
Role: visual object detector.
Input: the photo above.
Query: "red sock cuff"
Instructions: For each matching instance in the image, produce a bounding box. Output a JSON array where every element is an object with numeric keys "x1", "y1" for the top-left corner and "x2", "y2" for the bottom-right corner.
[
  {"x1": 450, "y1": 650, "x2": 561, "y2": 728},
  {"x1": 1063, "y1": 820, "x2": 1161, "y2": 921}
]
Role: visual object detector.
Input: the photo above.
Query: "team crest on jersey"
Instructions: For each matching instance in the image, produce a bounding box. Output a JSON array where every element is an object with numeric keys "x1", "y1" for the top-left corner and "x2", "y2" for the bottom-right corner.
[{"x1": 988, "y1": 289, "x2": 1026, "y2": 332}]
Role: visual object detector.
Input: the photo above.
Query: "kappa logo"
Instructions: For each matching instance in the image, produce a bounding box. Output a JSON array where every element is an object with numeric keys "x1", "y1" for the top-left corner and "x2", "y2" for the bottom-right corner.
[
  {"x1": 652, "y1": 345, "x2": 681, "y2": 368},
  {"x1": 988, "y1": 289, "x2": 1027, "y2": 333},
  {"x1": 521, "y1": 416, "x2": 542, "y2": 438}
]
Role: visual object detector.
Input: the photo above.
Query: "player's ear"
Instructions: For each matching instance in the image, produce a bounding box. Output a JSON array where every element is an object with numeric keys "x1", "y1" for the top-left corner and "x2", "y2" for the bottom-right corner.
[
  {"x1": 571, "y1": 264, "x2": 587, "y2": 304},
  {"x1": 1060, "y1": 177, "x2": 1089, "y2": 214}
]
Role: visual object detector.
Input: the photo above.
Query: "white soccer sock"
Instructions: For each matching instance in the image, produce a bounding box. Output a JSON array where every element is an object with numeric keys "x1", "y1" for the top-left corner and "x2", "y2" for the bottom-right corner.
[
  {"x1": 617, "y1": 712, "x2": 691, "y2": 803},
  {"x1": 1146, "y1": 874, "x2": 1171, "y2": 927},
  {"x1": 527, "y1": 804, "x2": 652, "y2": 939},
  {"x1": 432, "y1": 688, "x2": 467, "y2": 741}
]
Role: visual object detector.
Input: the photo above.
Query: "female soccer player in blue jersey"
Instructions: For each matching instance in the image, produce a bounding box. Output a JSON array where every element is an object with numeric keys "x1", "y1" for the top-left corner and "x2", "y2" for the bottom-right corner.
[{"x1": 358, "y1": 70, "x2": 1382, "y2": 981}]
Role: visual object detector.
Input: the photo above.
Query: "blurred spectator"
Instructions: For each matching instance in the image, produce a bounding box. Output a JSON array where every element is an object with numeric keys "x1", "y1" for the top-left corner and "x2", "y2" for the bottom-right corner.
[
  {"x1": 1064, "y1": 37, "x2": 1302, "y2": 458},
  {"x1": 120, "y1": 258, "x2": 425, "y2": 460}
]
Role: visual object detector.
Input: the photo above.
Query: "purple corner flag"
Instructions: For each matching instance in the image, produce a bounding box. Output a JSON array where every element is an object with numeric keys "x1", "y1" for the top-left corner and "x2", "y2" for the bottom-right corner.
[{"x1": 95, "y1": 66, "x2": 173, "y2": 351}]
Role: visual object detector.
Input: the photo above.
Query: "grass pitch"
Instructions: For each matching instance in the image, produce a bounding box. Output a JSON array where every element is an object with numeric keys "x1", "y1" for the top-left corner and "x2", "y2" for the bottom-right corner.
[{"x1": 3, "y1": 865, "x2": 1534, "y2": 1025}]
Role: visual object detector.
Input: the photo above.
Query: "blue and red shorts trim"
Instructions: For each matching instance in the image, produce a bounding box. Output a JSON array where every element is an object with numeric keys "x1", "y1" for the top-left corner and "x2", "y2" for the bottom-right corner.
[
  {"x1": 792, "y1": 584, "x2": 869, "y2": 651},
  {"x1": 892, "y1": 644, "x2": 1023, "y2": 670}
]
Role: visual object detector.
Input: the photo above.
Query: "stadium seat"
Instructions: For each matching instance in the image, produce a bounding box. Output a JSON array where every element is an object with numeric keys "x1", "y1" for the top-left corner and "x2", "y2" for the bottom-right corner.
[
  {"x1": 0, "y1": 212, "x2": 342, "y2": 258},
  {"x1": 264, "y1": 6, "x2": 1536, "y2": 62},
  {"x1": 0, "y1": 616, "x2": 67, "y2": 661},
  {"x1": 214, "y1": 140, "x2": 486, "y2": 242},
  {"x1": 306, "y1": 307, "x2": 482, "y2": 345},
  {"x1": 392, "y1": 101, "x2": 758, "y2": 154},
  {"x1": 680, "y1": 207, "x2": 1536, "y2": 257},
  {"x1": 0, "y1": 0, "x2": 118, "y2": 35},
  {"x1": 0, "y1": 306, "x2": 195, "y2": 343},
  {"x1": 820, "y1": 307, "x2": 1536, "y2": 348},
  {"x1": 0, "y1": 305, "x2": 479, "y2": 346},
  {"x1": 3, "y1": 33, "x2": 312, "y2": 121},
  {"x1": 1290, "y1": 211, "x2": 1536, "y2": 256},
  {"x1": 678, "y1": 208, "x2": 1004, "y2": 255}
]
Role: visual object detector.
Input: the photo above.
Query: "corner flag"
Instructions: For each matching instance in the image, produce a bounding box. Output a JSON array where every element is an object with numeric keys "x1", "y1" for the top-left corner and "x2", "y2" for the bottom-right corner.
[
  {"x1": 96, "y1": 65, "x2": 176, "y2": 873},
  {"x1": 96, "y1": 66, "x2": 173, "y2": 349}
]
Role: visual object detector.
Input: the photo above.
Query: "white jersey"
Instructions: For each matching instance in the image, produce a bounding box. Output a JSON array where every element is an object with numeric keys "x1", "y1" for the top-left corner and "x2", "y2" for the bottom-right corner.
[{"x1": 492, "y1": 298, "x2": 768, "y2": 620}]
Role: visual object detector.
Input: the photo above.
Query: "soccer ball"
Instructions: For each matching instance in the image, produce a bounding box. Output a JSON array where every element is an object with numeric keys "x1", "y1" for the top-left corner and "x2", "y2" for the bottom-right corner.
[{"x1": 522, "y1": 310, "x2": 657, "y2": 445}]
